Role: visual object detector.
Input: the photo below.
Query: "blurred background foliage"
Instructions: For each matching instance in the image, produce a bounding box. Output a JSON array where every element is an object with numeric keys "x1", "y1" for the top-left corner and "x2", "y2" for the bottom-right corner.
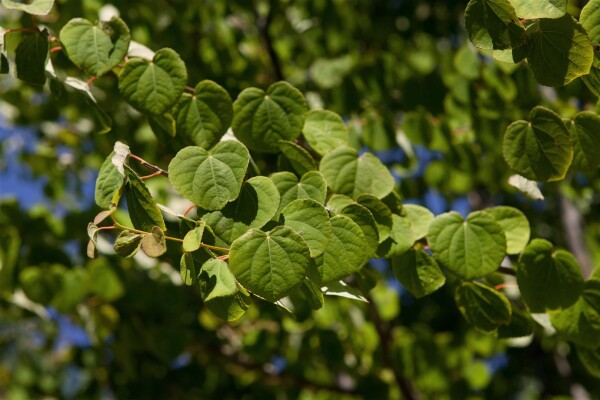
[{"x1": 1, "y1": 0, "x2": 599, "y2": 398}]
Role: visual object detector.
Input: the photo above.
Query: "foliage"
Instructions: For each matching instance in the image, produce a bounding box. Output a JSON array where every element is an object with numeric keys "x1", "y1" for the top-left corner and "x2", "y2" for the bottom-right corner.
[{"x1": 1, "y1": 0, "x2": 600, "y2": 398}]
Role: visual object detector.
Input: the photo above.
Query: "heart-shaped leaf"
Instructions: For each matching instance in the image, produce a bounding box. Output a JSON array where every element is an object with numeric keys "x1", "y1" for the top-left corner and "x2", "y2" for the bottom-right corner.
[
  {"x1": 270, "y1": 171, "x2": 327, "y2": 216},
  {"x1": 232, "y1": 81, "x2": 308, "y2": 152},
  {"x1": 356, "y1": 194, "x2": 393, "y2": 242},
  {"x1": 428, "y1": 211, "x2": 506, "y2": 279},
  {"x1": 15, "y1": 29, "x2": 48, "y2": 86},
  {"x1": 550, "y1": 279, "x2": 600, "y2": 348},
  {"x1": 319, "y1": 146, "x2": 395, "y2": 199},
  {"x1": 124, "y1": 165, "x2": 166, "y2": 232},
  {"x1": 302, "y1": 109, "x2": 349, "y2": 156},
  {"x1": 113, "y1": 230, "x2": 143, "y2": 258},
  {"x1": 526, "y1": 16, "x2": 593, "y2": 87},
  {"x1": 199, "y1": 259, "x2": 250, "y2": 321},
  {"x1": 568, "y1": 112, "x2": 600, "y2": 171},
  {"x1": 392, "y1": 249, "x2": 446, "y2": 299},
  {"x1": 339, "y1": 203, "x2": 379, "y2": 258},
  {"x1": 201, "y1": 176, "x2": 280, "y2": 244},
  {"x1": 503, "y1": 106, "x2": 573, "y2": 182},
  {"x1": 282, "y1": 199, "x2": 331, "y2": 258},
  {"x1": 229, "y1": 226, "x2": 311, "y2": 302},
  {"x1": 464, "y1": 0, "x2": 525, "y2": 50},
  {"x1": 485, "y1": 206, "x2": 530, "y2": 254},
  {"x1": 315, "y1": 215, "x2": 368, "y2": 284},
  {"x1": 59, "y1": 17, "x2": 130, "y2": 76},
  {"x1": 2, "y1": 0, "x2": 54, "y2": 15},
  {"x1": 403, "y1": 204, "x2": 435, "y2": 242},
  {"x1": 174, "y1": 80, "x2": 233, "y2": 148},
  {"x1": 579, "y1": 0, "x2": 600, "y2": 61},
  {"x1": 278, "y1": 140, "x2": 317, "y2": 175},
  {"x1": 509, "y1": 0, "x2": 566, "y2": 19},
  {"x1": 118, "y1": 48, "x2": 187, "y2": 115},
  {"x1": 455, "y1": 281, "x2": 512, "y2": 332},
  {"x1": 140, "y1": 226, "x2": 167, "y2": 257},
  {"x1": 182, "y1": 222, "x2": 206, "y2": 253},
  {"x1": 168, "y1": 141, "x2": 249, "y2": 210},
  {"x1": 517, "y1": 239, "x2": 584, "y2": 312}
]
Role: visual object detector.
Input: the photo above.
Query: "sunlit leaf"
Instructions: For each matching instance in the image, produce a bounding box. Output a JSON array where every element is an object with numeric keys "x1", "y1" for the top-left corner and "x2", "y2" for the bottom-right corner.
[{"x1": 168, "y1": 141, "x2": 249, "y2": 210}]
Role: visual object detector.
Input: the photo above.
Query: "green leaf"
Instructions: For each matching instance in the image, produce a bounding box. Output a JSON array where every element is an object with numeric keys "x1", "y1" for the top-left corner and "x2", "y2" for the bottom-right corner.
[
  {"x1": 201, "y1": 259, "x2": 238, "y2": 301},
  {"x1": 485, "y1": 206, "x2": 530, "y2": 254},
  {"x1": 118, "y1": 48, "x2": 187, "y2": 115},
  {"x1": 428, "y1": 211, "x2": 506, "y2": 279},
  {"x1": 95, "y1": 151, "x2": 126, "y2": 209},
  {"x1": 322, "y1": 280, "x2": 368, "y2": 302},
  {"x1": 339, "y1": 203, "x2": 379, "y2": 258},
  {"x1": 497, "y1": 305, "x2": 534, "y2": 338},
  {"x1": 326, "y1": 194, "x2": 355, "y2": 213},
  {"x1": 455, "y1": 281, "x2": 512, "y2": 333},
  {"x1": 124, "y1": 165, "x2": 166, "y2": 232},
  {"x1": 492, "y1": 45, "x2": 528, "y2": 64},
  {"x1": 583, "y1": 65, "x2": 600, "y2": 97},
  {"x1": 229, "y1": 226, "x2": 311, "y2": 302},
  {"x1": 0, "y1": 51, "x2": 8, "y2": 74},
  {"x1": 503, "y1": 106, "x2": 573, "y2": 182},
  {"x1": 180, "y1": 252, "x2": 196, "y2": 286},
  {"x1": 577, "y1": 347, "x2": 600, "y2": 378},
  {"x1": 15, "y1": 29, "x2": 48, "y2": 86},
  {"x1": 464, "y1": 0, "x2": 525, "y2": 50},
  {"x1": 509, "y1": 0, "x2": 566, "y2": 19},
  {"x1": 174, "y1": 80, "x2": 233, "y2": 148},
  {"x1": 202, "y1": 176, "x2": 280, "y2": 244},
  {"x1": 182, "y1": 222, "x2": 205, "y2": 252},
  {"x1": 59, "y1": 17, "x2": 130, "y2": 76},
  {"x1": 580, "y1": 0, "x2": 600, "y2": 59},
  {"x1": 508, "y1": 174, "x2": 544, "y2": 200},
  {"x1": 568, "y1": 112, "x2": 600, "y2": 171},
  {"x1": 392, "y1": 249, "x2": 446, "y2": 299},
  {"x1": 356, "y1": 194, "x2": 393, "y2": 242},
  {"x1": 148, "y1": 114, "x2": 176, "y2": 138},
  {"x1": 315, "y1": 215, "x2": 368, "y2": 284},
  {"x1": 550, "y1": 279, "x2": 600, "y2": 348},
  {"x1": 300, "y1": 278, "x2": 324, "y2": 310},
  {"x1": 517, "y1": 239, "x2": 584, "y2": 312},
  {"x1": 270, "y1": 171, "x2": 327, "y2": 216},
  {"x1": 319, "y1": 146, "x2": 395, "y2": 199},
  {"x1": 377, "y1": 214, "x2": 415, "y2": 257},
  {"x1": 168, "y1": 141, "x2": 249, "y2": 210},
  {"x1": 278, "y1": 140, "x2": 317, "y2": 175},
  {"x1": 403, "y1": 204, "x2": 435, "y2": 242},
  {"x1": 113, "y1": 230, "x2": 143, "y2": 258},
  {"x1": 302, "y1": 110, "x2": 349, "y2": 156},
  {"x1": 2, "y1": 0, "x2": 54, "y2": 15},
  {"x1": 310, "y1": 55, "x2": 355, "y2": 89},
  {"x1": 526, "y1": 16, "x2": 593, "y2": 87},
  {"x1": 232, "y1": 81, "x2": 308, "y2": 152},
  {"x1": 89, "y1": 261, "x2": 124, "y2": 302},
  {"x1": 282, "y1": 199, "x2": 331, "y2": 258},
  {"x1": 0, "y1": 227, "x2": 20, "y2": 292},
  {"x1": 140, "y1": 226, "x2": 167, "y2": 258}
]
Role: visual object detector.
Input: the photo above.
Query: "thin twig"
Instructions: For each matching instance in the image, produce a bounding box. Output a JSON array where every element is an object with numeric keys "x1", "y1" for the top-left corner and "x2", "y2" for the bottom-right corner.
[
  {"x1": 497, "y1": 266, "x2": 517, "y2": 277},
  {"x1": 130, "y1": 154, "x2": 169, "y2": 177}
]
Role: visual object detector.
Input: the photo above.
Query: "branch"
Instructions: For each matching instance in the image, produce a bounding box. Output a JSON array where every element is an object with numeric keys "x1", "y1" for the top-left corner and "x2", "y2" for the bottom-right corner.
[
  {"x1": 254, "y1": 2, "x2": 284, "y2": 81},
  {"x1": 129, "y1": 154, "x2": 169, "y2": 178},
  {"x1": 364, "y1": 294, "x2": 419, "y2": 400},
  {"x1": 559, "y1": 194, "x2": 593, "y2": 278}
]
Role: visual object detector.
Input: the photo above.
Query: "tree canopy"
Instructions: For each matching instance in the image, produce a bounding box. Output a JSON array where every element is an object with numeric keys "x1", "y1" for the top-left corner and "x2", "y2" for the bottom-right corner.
[{"x1": 1, "y1": 0, "x2": 600, "y2": 398}]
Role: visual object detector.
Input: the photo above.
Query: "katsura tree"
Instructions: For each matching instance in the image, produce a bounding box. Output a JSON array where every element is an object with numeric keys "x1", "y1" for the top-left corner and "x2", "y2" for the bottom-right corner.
[{"x1": 1, "y1": 0, "x2": 600, "y2": 398}]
